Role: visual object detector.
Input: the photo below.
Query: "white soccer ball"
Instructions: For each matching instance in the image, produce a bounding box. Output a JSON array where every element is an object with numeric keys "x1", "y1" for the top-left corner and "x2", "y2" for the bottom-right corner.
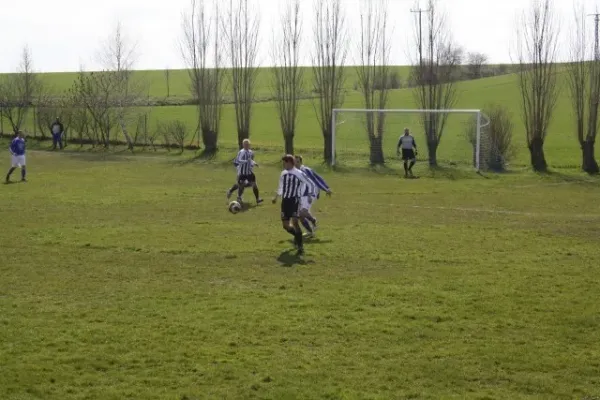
[{"x1": 228, "y1": 200, "x2": 242, "y2": 214}]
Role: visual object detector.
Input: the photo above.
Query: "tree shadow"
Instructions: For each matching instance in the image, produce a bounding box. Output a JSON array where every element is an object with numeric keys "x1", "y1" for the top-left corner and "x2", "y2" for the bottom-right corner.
[
  {"x1": 541, "y1": 170, "x2": 600, "y2": 184},
  {"x1": 426, "y1": 165, "x2": 480, "y2": 180},
  {"x1": 277, "y1": 250, "x2": 309, "y2": 267}
]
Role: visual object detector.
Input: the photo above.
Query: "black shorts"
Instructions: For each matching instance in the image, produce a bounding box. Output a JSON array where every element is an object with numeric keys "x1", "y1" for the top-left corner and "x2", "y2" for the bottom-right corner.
[
  {"x1": 281, "y1": 198, "x2": 299, "y2": 220},
  {"x1": 237, "y1": 173, "x2": 256, "y2": 186},
  {"x1": 402, "y1": 149, "x2": 415, "y2": 160}
]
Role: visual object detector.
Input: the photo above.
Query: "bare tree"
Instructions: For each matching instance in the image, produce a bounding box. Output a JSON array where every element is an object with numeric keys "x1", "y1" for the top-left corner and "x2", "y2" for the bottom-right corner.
[
  {"x1": 0, "y1": 46, "x2": 40, "y2": 134},
  {"x1": 182, "y1": 0, "x2": 225, "y2": 154},
  {"x1": 158, "y1": 120, "x2": 187, "y2": 152},
  {"x1": 516, "y1": 0, "x2": 559, "y2": 172},
  {"x1": 567, "y1": 4, "x2": 600, "y2": 174},
  {"x1": 356, "y1": 0, "x2": 391, "y2": 165},
  {"x1": 34, "y1": 85, "x2": 57, "y2": 139},
  {"x1": 72, "y1": 70, "x2": 119, "y2": 147},
  {"x1": 411, "y1": 0, "x2": 459, "y2": 167},
  {"x1": 271, "y1": 0, "x2": 304, "y2": 155},
  {"x1": 98, "y1": 22, "x2": 147, "y2": 151},
  {"x1": 466, "y1": 52, "x2": 488, "y2": 79},
  {"x1": 312, "y1": 0, "x2": 347, "y2": 164},
  {"x1": 223, "y1": 0, "x2": 259, "y2": 148},
  {"x1": 465, "y1": 103, "x2": 516, "y2": 171}
]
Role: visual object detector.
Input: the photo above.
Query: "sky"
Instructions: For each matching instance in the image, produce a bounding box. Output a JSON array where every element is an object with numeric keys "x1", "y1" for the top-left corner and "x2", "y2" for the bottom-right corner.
[{"x1": 0, "y1": 0, "x2": 598, "y2": 73}]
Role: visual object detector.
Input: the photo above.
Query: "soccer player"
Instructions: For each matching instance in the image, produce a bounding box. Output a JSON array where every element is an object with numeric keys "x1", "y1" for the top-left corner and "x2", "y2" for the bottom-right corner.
[
  {"x1": 272, "y1": 154, "x2": 311, "y2": 256},
  {"x1": 397, "y1": 127, "x2": 418, "y2": 178},
  {"x1": 226, "y1": 139, "x2": 263, "y2": 204},
  {"x1": 6, "y1": 131, "x2": 27, "y2": 183},
  {"x1": 296, "y1": 164, "x2": 317, "y2": 238},
  {"x1": 294, "y1": 155, "x2": 332, "y2": 237},
  {"x1": 50, "y1": 118, "x2": 64, "y2": 150}
]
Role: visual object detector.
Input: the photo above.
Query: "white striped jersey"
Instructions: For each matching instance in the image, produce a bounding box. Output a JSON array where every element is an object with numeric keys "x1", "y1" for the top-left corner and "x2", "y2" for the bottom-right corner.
[
  {"x1": 277, "y1": 168, "x2": 310, "y2": 199},
  {"x1": 299, "y1": 169, "x2": 317, "y2": 197},
  {"x1": 235, "y1": 149, "x2": 255, "y2": 176}
]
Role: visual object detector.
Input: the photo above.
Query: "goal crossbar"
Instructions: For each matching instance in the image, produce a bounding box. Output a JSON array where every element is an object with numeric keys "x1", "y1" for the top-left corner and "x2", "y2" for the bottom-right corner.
[{"x1": 331, "y1": 108, "x2": 489, "y2": 171}]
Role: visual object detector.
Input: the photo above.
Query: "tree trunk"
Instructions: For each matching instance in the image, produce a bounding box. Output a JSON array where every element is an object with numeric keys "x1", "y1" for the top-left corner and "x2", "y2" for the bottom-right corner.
[
  {"x1": 323, "y1": 132, "x2": 333, "y2": 165},
  {"x1": 237, "y1": 130, "x2": 249, "y2": 149},
  {"x1": 369, "y1": 135, "x2": 385, "y2": 165},
  {"x1": 528, "y1": 137, "x2": 547, "y2": 172},
  {"x1": 581, "y1": 139, "x2": 599, "y2": 174},
  {"x1": 118, "y1": 111, "x2": 134, "y2": 152},
  {"x1": 283, "y1": 134, "x2": 294, "y2": 155},
  {"x1": 427, "y1": 139, "x2": 438, "y2": 167},
  {"x1": 202, "y1": 128, "x2": 218, "y2": 155}
]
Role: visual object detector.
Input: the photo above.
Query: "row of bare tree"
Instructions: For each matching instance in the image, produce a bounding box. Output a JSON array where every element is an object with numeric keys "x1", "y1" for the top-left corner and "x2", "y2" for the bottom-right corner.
[
  {"x1": 180, "y1": 0, "x2": 599, "y2": 173},
  {"x1": 1, "y1": 0, "x2": 598, "y2": 173},
  {"x1": 516, "y1": 0, "x2": 600, "y2": 174}
]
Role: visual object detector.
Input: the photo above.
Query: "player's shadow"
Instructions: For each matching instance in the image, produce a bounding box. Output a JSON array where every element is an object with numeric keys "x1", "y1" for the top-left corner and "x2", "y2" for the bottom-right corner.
[
  {"x1": 304, "y1": 237, "x2": 333, "y2": 245},
  {"x1": 239, "y1": 202, "x2": 257, "y2": 213},
  {"x1": 277, "y1": 250, "x2": 309, "y2": 267}
]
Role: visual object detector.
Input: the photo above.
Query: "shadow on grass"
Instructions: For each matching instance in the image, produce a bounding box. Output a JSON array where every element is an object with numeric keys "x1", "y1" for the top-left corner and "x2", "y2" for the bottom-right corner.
[
  {"x1": 277, "y1": 250, "x2": 309, "y2": 267},
  {"x1": 540, "y1": 170, "x2": 600, "y2": 184},
  {"x1": 238, "y1": 202, "x2": 257, "y2": 213},
  {"x1": 54, "y1": 147, "x2": 140, "y2": 162},
  {"x1": 304, "y1": 237, "x2": 333, "y2": 245},
  {"x1": 278, "y1": 237, "x2": 333, "y2": 246}
]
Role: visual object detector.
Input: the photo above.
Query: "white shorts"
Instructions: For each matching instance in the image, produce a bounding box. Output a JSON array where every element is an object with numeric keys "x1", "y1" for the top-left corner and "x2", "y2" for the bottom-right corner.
[
  {"x1": 11, "y1": 155, "x2": 26, "y2": 168},
  {"x1": 299, "y1": 196, "x2": 313, "y2": 212}
]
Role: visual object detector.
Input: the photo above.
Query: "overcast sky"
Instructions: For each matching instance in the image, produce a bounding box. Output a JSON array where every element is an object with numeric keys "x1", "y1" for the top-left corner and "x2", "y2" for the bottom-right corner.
[{"x1": 0, "y1": 0, "x2": 598, "y2": 73}]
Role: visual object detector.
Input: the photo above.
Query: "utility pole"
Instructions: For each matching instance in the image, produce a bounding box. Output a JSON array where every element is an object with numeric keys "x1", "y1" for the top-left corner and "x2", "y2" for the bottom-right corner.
[
  {"x1": 590, "y1": 12, "x2": 600, "y2": 60},
  {"x1": 410, "y1": 7, "x2": 430, "y2": 69},
  {"x1": 411, "y1": 5, "x2": 432, "y2": 141}
]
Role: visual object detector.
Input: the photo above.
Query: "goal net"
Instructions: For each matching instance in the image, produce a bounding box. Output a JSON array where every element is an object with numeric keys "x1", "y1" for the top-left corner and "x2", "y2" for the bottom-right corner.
[{"x1": 331, "y1": 109, "x2": 490, "y2": 171}]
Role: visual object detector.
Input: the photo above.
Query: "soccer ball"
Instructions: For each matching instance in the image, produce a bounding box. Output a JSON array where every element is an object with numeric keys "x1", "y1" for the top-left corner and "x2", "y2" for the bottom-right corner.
[{"x1": 228, "y1": 200, "x2": 242, "y2": 214}]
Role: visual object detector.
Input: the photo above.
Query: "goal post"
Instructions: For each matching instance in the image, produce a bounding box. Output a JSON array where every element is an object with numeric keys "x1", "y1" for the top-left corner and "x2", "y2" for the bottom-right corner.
[{"x1": 331, "y1": 108, "x2": 490, "y2": 171}]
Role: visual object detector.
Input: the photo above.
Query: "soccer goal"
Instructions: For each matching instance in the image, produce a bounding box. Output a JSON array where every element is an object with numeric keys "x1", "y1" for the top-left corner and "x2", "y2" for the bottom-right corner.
[{"x1": 331, "y1": 108, "x2": 490, "y2": 171}]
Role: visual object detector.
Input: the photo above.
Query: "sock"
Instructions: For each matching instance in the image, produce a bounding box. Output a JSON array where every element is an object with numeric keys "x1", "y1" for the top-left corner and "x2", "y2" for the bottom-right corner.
[
  {"x1": 409, "y1": 161, "x2": 415, "y2": 171},
  {"x1": 252, "y1": 185, "x2": 260, "y2": 200},
  {"x1": 403, "y1": 162, "x2": 408, "y2": 173},
  {"x1": 21, "y1": 167, "x2": 26, "y2": 180},
  {"x1": 295, "y1": 228, "x2": 303, "y2": 249},
  {"x1": 228, "y1": 184, "x2": 238, "y2": 195},
  {"x1": 6, "y1": 167, "x2": 15, "y2": 180},
  {"x1": 237, "y1": 185, "x2": 245, "y2": 199},
  {"x1": 285, "y1": 226, "x2": 296, "y2": 236},
  {"x1": 305, "y1": 214, "x2": 316, "y2": 224},
  {"x1": 301, "y1": 219, "x2": 313, "y2": 233}
]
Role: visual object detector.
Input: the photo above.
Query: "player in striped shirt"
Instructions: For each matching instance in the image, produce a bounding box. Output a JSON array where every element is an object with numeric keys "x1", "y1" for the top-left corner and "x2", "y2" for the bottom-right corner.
[
  {"x1": 226, "y1": 139, "x2": 263, "y2": 204},
  {"x1": 6, "y1": 131, "x2": 27, "y2": 183},
  {"x1": 272, "y1": 154, "x2": 312, "y2": 256},
  {"x1": 294, "y1": 155, "x2": 332, "y2": 236}
]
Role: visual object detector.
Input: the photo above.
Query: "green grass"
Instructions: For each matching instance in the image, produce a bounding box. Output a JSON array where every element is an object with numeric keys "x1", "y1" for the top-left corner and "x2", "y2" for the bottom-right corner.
[
  {"x1": 0, "y1": 66, "x2": 413, "y2": 101},
  {"x1": 1, "y1": 148, "x2": 600, "y2": 399},
  {"x1": 2, "y1": 69, "x2": 584, "y2": 170}
]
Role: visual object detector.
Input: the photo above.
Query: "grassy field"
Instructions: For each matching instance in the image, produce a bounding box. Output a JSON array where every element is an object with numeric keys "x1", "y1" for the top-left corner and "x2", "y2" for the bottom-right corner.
[
  {"x1": 1, "y1": 145, "x2": 600, "y2": 399},
  {"x1": 0, "y1": 66, "x2": 414, "y2": 101},
  {"x1": 2, "y1": 68, "x2": 583, "y2": 170}
]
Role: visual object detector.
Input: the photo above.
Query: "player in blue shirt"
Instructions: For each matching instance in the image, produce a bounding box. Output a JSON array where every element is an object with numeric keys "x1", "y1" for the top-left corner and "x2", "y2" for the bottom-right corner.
[
  {"x1": 6, "y1": 131, "x2": 27, "y2": 183},
  {"x1": 294, "y1": 155, "x2": 332, "y2": 236}
]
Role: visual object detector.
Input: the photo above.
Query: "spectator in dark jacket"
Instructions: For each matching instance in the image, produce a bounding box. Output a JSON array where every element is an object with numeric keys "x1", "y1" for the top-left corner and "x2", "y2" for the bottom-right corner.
[{"x1": 50, "y1": 118, "x2": 64, "y2": 150}]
